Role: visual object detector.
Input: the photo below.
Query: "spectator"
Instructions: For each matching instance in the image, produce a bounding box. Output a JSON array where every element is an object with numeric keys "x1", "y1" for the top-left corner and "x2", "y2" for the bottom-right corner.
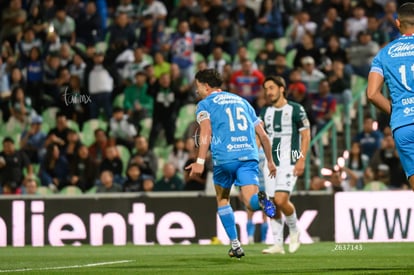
[
  {"x1": 75, "y1": 1, "x2": 101, "y2": 45},
  {"x1": 300, "y1": 56, "x2": 326, "y2": 95},
  {"x1": 229, "y1": 0, "x2": 257, "y2": 45},
  {"x1": 51, "y1": 8, "x2": 76, "y2": 44},
  {"x1": 0, "y1": 137, "x2": 32, "y2": 193},
  {"x1": 138, "y1": 14, "x2": 163, "y2": 55},
  {"x1": 21, "y1": 177, "x2": 38, "y2": 195},
  {"x1": 290, "y1": 11, "x2": 317, "y2": 46},
  {"x1": 311, "y1": 79, "x2": 336, "y2": 133},
  {"x1": 344, "y1": 5, "x2": 368, "y2": 43},
  {"x1": 136, "y1": 0, "x2": 167, "y2": 26},
  {"x1": 123, "y1": 163, "x2": 146, "y2": 192},
  {"x1": 367, "y1": 16, "x2": 390, "y2": 48},
  {"x1": 64, "y1": 129, "x2": 82, "y2": 163},
  {"x1": 168, "y1": 138, "x2": 189, "y2": 174},
  {"x1": 16, "y1": 27, "x2": 42, "y2": 64},
  {"x1": 346, "y1": 30, "x2": 380, "y2": 78},
  {"x1": 319, "y1": 6, "x2": 344, "y2": 44},
  {"x1": 123, "y1": 71, "x2": 153, "y2": 130},
  {"x1": 259, "y1": 40, "x2": 281, "y2": 75},
  {"x1": 65, "y1": 0, "x2": 85, "y2": 21},
  {"x1": 121, "y1": 46, "x2": 151, "y2": 85},
  {"x1": 154, "y1": 162, "x2": 184, "y2": 191},
  {"x1": 370, "y1": 131, "x2": 408, "y2": 190},
  {"x1": 379, "y1": 1, "x2": 399, "y2": 41},
  {"x1": 96, "y1": 170, "x2": 123, "y2": 193},
  {"x1": 324, "y1": 34, "x2": 348, "y2": 64},
  {"x1": 130, "y1": 136, "x2": 158, "y2": 178},
  {"x1": 42, "y1": 53, "x2": 61, "y2": 104},
  {"x1": 326, "y1": 60, "x2": 352, "y2": 105},
  {"x1": 108, "y1": 107, "x2": 137, "y2": 151},
  {"x1": 208, "y1": 47, "x2": 228, "y2": 75},
  {"x1": 212, "y1": 13, "x2": 239, "y2": 57},
  {"x1": 347, "y1": 141, "x2": 369, "y2": 189},
  {"x1": 24, "y1": 47, "x2": 43, "y2": 112},
  {"x1": 115, "y1": 0, "x2": 136, "y2": 20},
  {"x1": 39, "y1": 143, "x2": 69, "y2": 191},
  {"x1": 166, "y1": 20, "x2": 210, "y2": 83},
  {"x1": 69, "y1": 144, "x2": 98, "y2": 192},
  {"x1": 88, "y1": 128, "x2": 109, "y2": 166},
  {"x1": 7, "y1": 86, "x2": 33, "y2": 130},
  {"x1": 0, "y1": 0, "x2": 27, "y2": 47},
  {"x1": 106, "y1": 12, "x2": 135, "y2": 48},
  {"x1": 363, "y1": 164, "x2": 389, "y2": 191},
  {"x1": 232, "y1": 45, "x2": 258, "y2": 71},
  {"x1": 148, "y1": 73, "x2": 178, "y2": 148},
  {"x1": 99, "y1": 145, "x2": 124, "y2": 184},
  {"x1": 170, "y1": 63, "x2": 193, "y2": 107},
  {"x1": 293, "y1": 32, "x2": 322, "y2": 68},
  {"x1": 68, "y1": 54, "x2": 86, "y2": 86},
  {"x1": 230, "y1": 59, "x2": 265, "y2": 104},
  {"x1": 60, "y1": 75, "x2": 88, "y2": 127},
  {"x1": 253, "y1": 0, "x2": 284, "y2": 39},
  {"x1": 45, "y1": 111, "x2": 70, "y2": 152},
  {"x1": 87, "y1": 51, "x2": 114, "y2": 119},
  {"x1": 287, "y1": 81, "x2": 315, "y2": 127},
  {"x1": 8, "y1": 66, "x2": 25, "y2": 92},
  {"x1": 20, "y1": 115, "x2": 47, "y2": 163},
  {"x1": 153, "y1": 51, "x2": 171, "y2": 79},
  {"x1": 272, "y1": 53, "x2": 291, "y2": 84},
  {"x1": 352, "y1": 116, "x2": 383, "y2": 159}
]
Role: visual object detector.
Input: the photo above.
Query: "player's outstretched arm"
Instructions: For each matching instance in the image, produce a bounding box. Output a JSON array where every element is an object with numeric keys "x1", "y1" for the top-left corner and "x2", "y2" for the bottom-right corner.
[
  {"x1": 255, "y1": 123, "x2": 277, "y2": 178},
  {"x1": 367, "y1": 72, "x2": 391, "y2": 114}
]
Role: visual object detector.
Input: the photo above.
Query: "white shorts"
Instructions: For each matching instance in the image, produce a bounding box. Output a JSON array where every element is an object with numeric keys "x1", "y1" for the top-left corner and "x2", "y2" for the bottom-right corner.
[{"x1": 263, "y1": 160, "x2": 297, "y2": 196}]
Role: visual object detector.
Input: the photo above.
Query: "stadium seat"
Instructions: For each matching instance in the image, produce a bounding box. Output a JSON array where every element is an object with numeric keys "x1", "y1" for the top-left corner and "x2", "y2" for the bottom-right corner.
[
  {"x1": 247, "y1": 38, "x2": 265, "y2": 56},
  {"x1": 153, "y1": 144, "x2": 173, "y2": 161},
  {"x1": 174, "y1": 104, "x2": 196, "y2": 139},
  {"x1": 113, "y1": 94, "x2": 125, "y2": 109},
  {"x1": 207, "y1": 52, "x2": 232, "y2": 63},
  {"x1": 81, "y1": 119, "x2": 108, "y2": 146},
  {"x1": 286, "y1": 49, "x2": 297, "y2": 69},
  {"x1": 274, "y1": 37, "x2": 290, "y2": 54},
  {"x1": 67, "y1": 120, "x2": 80, "y2": 132},
  {"x1": 139, "y1": 118, "x2": 152, "y2": 139},
  {"x1": 59, "y1": 185, "x2": 83, "y2": 195},
  {"x1": 41, "y1": 107, "x2": 59, "y2": 133},
  {"x1": 36, "y1": 186, "x2": 54, "y2": 195},
  {"x1": 86, "y1": 185, "x2": 97, "y2": 194},
  {"x1": 193, "y1": 51, "x2": 205, "y2": 64}
]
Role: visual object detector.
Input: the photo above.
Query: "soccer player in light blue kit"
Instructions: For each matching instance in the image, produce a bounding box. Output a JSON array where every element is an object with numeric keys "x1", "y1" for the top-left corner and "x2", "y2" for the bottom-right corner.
[
  {"x1": 186, "y1": 69, "x2": 277, "y2": 258},
  {"x1": 367, "y1": 3, "x2": 414, "y2": 192}
]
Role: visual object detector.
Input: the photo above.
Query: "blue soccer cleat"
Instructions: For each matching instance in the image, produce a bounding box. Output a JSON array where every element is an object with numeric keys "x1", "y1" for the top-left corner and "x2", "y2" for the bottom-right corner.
[{"x1": 258, "y1": 191, "x2": 276, "y2": 218}]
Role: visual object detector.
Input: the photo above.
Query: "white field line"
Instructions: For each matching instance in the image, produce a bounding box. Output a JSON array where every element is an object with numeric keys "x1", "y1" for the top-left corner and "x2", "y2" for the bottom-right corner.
[{"x1": 0, "y1": 260, "x2": 134, "y2": 273}]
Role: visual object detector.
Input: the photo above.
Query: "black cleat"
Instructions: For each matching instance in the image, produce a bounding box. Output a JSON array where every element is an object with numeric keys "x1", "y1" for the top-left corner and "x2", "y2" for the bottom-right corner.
[{"x1": 228, "y1": 247, "x2": 245, "y2": 258}]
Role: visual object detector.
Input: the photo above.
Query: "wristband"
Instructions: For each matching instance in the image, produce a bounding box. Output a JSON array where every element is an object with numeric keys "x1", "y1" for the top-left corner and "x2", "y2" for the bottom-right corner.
[{"x1": 196, "y1": 158, "x2": 205, "y2": 165}]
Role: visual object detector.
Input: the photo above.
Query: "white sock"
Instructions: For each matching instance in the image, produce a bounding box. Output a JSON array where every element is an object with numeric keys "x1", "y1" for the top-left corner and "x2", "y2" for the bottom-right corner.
[
  {"x1": 285, "y1": 211, "x2": 298, "y2": 233},
  {"x1": 231, "y1": 239, "x2": 240, "y2": 249},
  {"x1": 270, "y1": 219, "x2": 284, "y2": 246}
]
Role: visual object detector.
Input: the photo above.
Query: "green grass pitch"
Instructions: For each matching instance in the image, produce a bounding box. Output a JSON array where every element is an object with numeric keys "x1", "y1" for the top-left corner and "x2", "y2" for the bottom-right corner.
[{"x1": 1, "y1": 242, "x2": 413, "y2": 274}]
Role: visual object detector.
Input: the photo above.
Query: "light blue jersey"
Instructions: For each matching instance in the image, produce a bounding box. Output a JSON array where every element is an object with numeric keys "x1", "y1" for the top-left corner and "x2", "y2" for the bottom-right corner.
[
  {"x1": 370, "y1": 35, "x2": 414, "y2": 131},
  {"x1": 196, "y1": 91, "x2": 260, "y2": 165}
]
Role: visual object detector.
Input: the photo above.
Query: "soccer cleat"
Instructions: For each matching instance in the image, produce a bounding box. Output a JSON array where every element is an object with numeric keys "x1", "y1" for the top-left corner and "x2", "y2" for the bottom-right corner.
[
  {"x1": 258, "y1": 191, "x2": 276, "y2": 218},
  {"x1": 228, "y1": 246, "x2": 245, "y2": 258},
  {"x1": 262, "y1": 244, "x2": 286, "y2": 254},
  {"x1": 248, "y1": 236, "x2": 254, "y2": 245},
  {"x1": 289, "y1": 231, "x2": 301, "y2": 253}
]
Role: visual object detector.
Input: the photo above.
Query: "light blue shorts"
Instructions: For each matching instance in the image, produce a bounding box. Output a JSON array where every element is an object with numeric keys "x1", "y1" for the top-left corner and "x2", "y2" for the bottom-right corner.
[
  {"x1": 213, "y1": 160, "x2": 259, "y2": 189},
  {"x1": 393, "y1": 125, "x2": 414, "y2": 179}
]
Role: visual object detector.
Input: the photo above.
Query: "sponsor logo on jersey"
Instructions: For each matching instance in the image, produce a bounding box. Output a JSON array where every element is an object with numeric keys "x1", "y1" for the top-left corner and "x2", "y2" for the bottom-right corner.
[
  {"x1": 402, "y1": 97, "x2": 414, "y2": 105},
  {"x1": 388, "y1": 42, "x2": 414, "y2": 57}
]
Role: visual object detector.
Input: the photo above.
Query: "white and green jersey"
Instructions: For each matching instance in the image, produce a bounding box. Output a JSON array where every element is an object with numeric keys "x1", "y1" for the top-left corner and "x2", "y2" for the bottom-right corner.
[{"x1": 260, "y1": 101, "x2": 310, "y2": 166}]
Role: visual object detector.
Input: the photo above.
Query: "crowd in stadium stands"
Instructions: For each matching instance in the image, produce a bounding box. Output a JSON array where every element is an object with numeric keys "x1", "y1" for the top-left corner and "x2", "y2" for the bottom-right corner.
[{"x1": 0, "y1": 0, "x2": 410, "y2": 195}]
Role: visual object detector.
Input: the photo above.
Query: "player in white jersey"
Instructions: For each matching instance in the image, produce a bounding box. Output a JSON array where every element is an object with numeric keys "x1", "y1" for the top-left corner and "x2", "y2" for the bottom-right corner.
[
  {"x1": 367, "y1": 3, "x2": 414, "y2": 191},
  {"x1": 260, "y1": 76, "x2": 311, "y2": 254}
]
